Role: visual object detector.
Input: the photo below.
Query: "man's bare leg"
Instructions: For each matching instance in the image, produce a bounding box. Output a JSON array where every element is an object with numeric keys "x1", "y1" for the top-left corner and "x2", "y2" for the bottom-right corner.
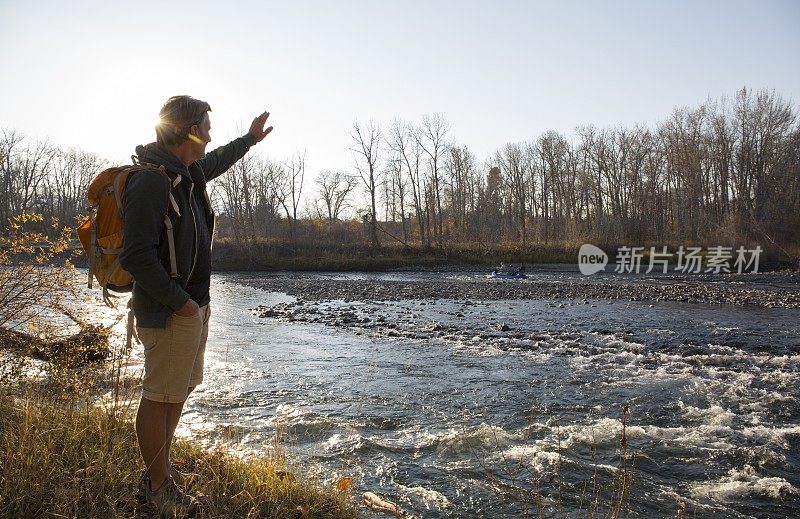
[
  {"x1": 165, "y1": 387, "x2": 194, "y2": 462},
  {"x1": 136, "y1": 397, "x2": 185, "y2": 491}
]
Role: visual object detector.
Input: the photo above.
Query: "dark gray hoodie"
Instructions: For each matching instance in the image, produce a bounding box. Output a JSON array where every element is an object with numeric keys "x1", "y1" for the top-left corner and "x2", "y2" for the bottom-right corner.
[{"x1": 119, "y1": 134, "x2": 256, "y2": 328}]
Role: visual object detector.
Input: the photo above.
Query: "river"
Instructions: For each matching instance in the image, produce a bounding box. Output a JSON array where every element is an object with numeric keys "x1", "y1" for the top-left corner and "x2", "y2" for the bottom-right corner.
[{"x1": 104, "y1": 270, "x2": 799, "y2": 518}]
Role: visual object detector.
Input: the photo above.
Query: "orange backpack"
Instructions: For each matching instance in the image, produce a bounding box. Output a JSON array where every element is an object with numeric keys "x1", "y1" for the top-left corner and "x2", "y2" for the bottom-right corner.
[{"x1": 77, "y1": 162, "x2": 181, "y2": 307}]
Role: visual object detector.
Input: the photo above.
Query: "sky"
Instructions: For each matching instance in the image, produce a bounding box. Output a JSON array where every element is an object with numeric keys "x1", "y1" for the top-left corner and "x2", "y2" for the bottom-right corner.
[{"x1": 1, "y1": 0, "x2": 798, "y2": 203}]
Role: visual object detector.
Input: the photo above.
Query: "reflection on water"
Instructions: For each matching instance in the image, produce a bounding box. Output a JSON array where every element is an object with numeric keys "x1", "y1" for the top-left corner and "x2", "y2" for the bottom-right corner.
[{"x1": 106, "y1": 272, "x2": 799, "y2": 518}]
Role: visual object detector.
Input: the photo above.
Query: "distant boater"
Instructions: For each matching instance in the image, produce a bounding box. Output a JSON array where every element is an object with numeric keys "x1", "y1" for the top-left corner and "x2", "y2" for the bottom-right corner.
[{"x1": 489, "y1": 263, "x2": 528, "y2": 279}]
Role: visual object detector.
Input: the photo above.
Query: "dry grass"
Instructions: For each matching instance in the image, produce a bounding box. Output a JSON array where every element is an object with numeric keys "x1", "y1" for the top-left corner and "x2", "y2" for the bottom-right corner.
[
  {"x1": 0, "y1": 389, "x2": 358, "y2": 518},
  {"x1": 209, "y1": 239, "x2": 582, "y2": 271}
]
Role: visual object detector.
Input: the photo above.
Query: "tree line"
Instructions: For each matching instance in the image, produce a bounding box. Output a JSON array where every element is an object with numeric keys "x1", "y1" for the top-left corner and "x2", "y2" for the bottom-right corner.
[
  {"x1": 2, "y1": 88, "x2": 798, "y2": 258},
  {"x1": 353, "y1": 88, "x2": 798, "y2": 251},
  {"x1": 0, "y1": 130, "x2": 106, "y2": 231}
]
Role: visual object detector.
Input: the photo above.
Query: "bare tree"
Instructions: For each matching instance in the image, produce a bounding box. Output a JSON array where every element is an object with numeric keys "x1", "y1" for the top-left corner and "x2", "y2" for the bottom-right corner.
[
  {"x1": 0, "y1": 129, "x2": 25, "y2": 225},
  {"x1": 45, "y1": 148, "x2": 105, "y2": 225},
  {"x1": 497, "y1": 142, "x2": 529, "y2": 245},
  {"x1": 6, "y1": 137, "x2": 56, "y2": 218},
  {"x1": 478, "y1": 163, "x2": 504, "y2": 245},
  {"x1": 214, "y1": 152, "x2": 256, "y2": 244},
  {"x1": 280, "y1": 151, "x2": 306, "y2": 240},
  {"x1": 253, "y1": 159, "x2": 287, "y2": 238},
  {"x1": 316, "y1": 170, "x2": 357, "y2": 222},
  {"x1": 389, "y1": 119, "x2": 427, "y2": 245},
  {"x1": 351, "y1": 121, "x2": 382, "y2": 249},
  {"x1": 417, "y1": 114, "x2": 450, "y2": 248},
  {"x1": 384, "y1": 138, "x2": 410, "y2": 242},
  {"x1": 731, "y1": 88, "x2": 797, "y2": 241},
  {"x1": 444, "y1": 144, "x2": 477, "y2": 241}
]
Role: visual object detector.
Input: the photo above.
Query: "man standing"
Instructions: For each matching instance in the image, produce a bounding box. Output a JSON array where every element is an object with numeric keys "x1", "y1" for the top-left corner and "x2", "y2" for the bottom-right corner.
[{"x1": 120, "y1": 95, "x2": 272, "y2": 516}]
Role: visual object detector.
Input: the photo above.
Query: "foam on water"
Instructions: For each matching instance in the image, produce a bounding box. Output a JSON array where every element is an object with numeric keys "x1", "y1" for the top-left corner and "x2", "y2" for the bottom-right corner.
[
  {"x1": 502, "y1": 445, "x2": 562, "y2": 471},
  {"x1": 742, "y1": 424, "x2": 800, "y2": 449},
  {"x1": 681, "y1": 404, "x2": 736, "y2": 427},
  {"x1": 549, "y1": 417, "x2": 741, "y2": 452},
  {"x1": 367, "y1": 424, "x2": 441, "y2": 451},
  {"x1": 436, "y1": 423, "x2": 521, "y2": 456},
  {"x1": 396, "y1": 484, "x2": 454, "y2": 510},
  {"x1": 689, "y1": 465, "x2": 798, "y2": 500},
  {"x1": 274, "y1": 402, "x2": 306, "y2": 420},
  {"x1": 320, "y1": 431, "x2": 365, "y2": 455}
]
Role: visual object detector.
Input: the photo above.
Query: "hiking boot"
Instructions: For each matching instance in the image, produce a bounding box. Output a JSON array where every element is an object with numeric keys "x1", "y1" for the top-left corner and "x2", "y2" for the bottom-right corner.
[
  {"x1": 146, "y1": 475, "x2": 199, "y2": 518},
  {"x1": 132, "y1": 470, "x2": 149, "y2": 507},
  {"x1": 136, "y1": 466, "x2": 185, "y2": 506},
  {"x1": 117, "y1": 471, "x2": 149, "y2": 514}
]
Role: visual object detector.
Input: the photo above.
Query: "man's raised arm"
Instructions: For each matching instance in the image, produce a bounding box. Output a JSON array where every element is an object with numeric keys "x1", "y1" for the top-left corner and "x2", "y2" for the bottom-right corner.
[{"x1": 198, "y1": 111, "x2": 273, "y2": 181}]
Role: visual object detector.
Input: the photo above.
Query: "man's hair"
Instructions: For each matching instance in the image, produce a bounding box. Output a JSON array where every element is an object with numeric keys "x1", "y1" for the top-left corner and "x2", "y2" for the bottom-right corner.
[{"x1": 155, "y1": 95, "x2": 212, "y2": 146}]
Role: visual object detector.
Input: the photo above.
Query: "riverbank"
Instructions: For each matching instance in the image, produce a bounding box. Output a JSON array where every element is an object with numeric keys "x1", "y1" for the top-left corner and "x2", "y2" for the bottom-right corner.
[
  {"x1": 0, "y1": 388, "x2": 358, "y2": 518},
  {"x1": 0, "y1": 323, "x2": 358, "y2": 519},
  {"x1": 209, "y1": 241, "x2": 581, "y2": 271},
  {"x1": 209, "y1": 241, "x2": 799, "y2": 272},
  {"x1": 241, "y1": 269, "x2": 800, "y2": 309}
]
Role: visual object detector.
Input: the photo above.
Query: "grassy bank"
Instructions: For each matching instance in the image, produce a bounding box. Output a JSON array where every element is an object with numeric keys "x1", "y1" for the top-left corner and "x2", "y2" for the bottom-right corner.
[
  {"x1": 0, "y1": 389, "x2": 357, "y2": 518},
  {"x1": 207, "y1": 240, "x2": 798, "y2": 272},
  {"x1": 209, "y1": 240, "x2": 583, "y2": 271}
]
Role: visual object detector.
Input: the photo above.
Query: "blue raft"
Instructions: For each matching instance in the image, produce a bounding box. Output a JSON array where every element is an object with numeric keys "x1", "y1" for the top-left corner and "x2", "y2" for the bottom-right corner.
[{"x1": 487, "y1": 271, "x2": 528, "y2": 280}]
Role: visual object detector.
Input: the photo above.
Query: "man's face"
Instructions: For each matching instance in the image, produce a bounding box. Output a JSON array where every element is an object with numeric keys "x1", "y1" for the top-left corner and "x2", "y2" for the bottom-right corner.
[{"x1": 190, "y1": 112, "x2": 212, "y2": 158}]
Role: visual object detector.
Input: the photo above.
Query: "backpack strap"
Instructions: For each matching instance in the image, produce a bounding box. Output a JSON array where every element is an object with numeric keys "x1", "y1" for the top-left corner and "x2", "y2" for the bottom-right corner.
[
  {"x1": 167, "y1": 175, "x2": 182, "y2": 217},
  {"x1": 154, "y1": 167, "x2": 180, "y2": 279},
  {"x1": 88, "y1": 219, "x2": 96, "y2": 289},
  {"x1": 125, "y1": 286, "x2": 138, "y2": 353},
  {"x1": 103, "y1": 286, "x2": 118, "y2": 307},
  {"x1": 163, "y1": 215, "x2": 178, "y2": 279},
  {"x1": 113, "y1": 172, "x2": 126, "y2": 218}
]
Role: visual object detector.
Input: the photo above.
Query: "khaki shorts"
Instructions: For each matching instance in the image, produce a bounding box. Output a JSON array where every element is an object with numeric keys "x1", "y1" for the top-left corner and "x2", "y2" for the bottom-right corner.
[{"x1": 136, "y1": 305, "x2": 210, "y2": 403}]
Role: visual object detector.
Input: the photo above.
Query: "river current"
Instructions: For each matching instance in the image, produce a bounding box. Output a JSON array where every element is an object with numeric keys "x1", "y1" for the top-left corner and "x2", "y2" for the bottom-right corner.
[{"x1": 107, "y1": 271, "x2": 798, "y2": 518}]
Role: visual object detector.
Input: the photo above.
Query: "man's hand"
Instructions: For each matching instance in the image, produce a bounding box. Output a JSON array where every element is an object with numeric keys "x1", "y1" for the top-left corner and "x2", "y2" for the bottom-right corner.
[
  {"x1": 175, "y1": 298, "x2": 200, "y2": 317},
  {"x1": 248, "y1": 111, "x2": 273, "y2": 143}
]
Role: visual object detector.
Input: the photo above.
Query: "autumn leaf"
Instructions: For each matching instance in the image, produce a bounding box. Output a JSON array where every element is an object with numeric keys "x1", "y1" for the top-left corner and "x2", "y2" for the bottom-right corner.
[{"x1": 336, "y1": 477, "x2": 352, "y2": 492}]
